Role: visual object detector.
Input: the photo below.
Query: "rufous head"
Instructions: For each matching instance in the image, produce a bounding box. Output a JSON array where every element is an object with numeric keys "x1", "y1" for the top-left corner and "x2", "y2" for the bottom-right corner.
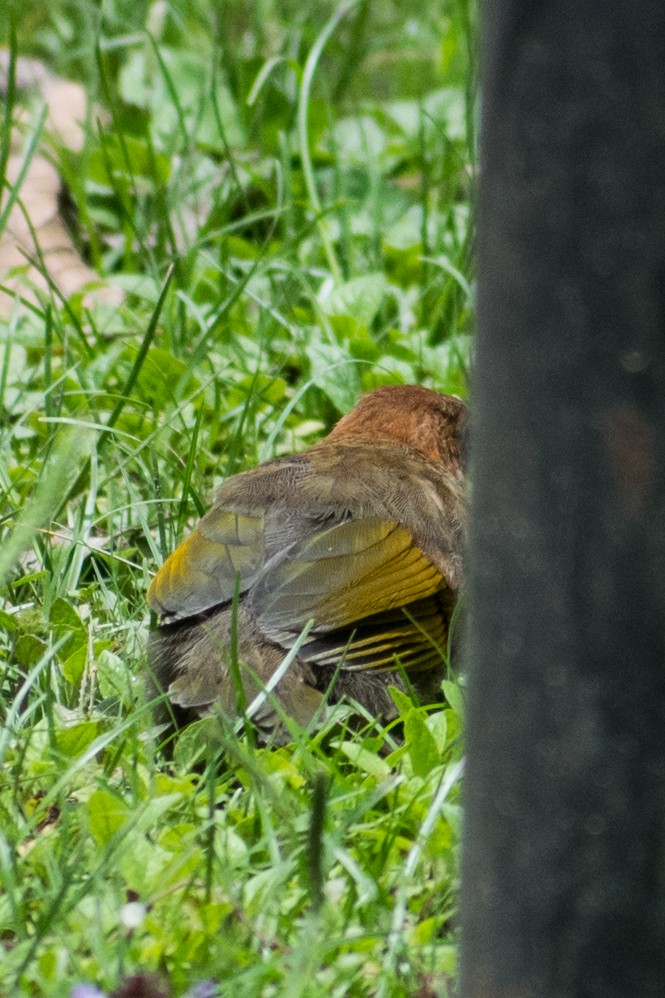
[{"x1": 326, "y1": 384, "x2": 468, "y2": 473}]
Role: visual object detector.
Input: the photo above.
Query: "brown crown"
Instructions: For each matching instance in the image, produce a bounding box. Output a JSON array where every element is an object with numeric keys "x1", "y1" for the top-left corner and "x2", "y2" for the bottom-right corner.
[{"x1": 326, "y1": 384, "x2": 468, "y2": 473}]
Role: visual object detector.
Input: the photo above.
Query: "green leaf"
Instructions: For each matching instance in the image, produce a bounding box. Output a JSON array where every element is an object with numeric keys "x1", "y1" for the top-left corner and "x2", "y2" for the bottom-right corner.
[
  {"x1": 125, "y1": 346, "x2": 193, "y2": 407},
  {"x1": 426, "y1": 709, "x2": 448, "y2": 753},
  {"x1": 0, "y1": 608, "x2": 16, "y2": 633},
  {"x1": 173, "y1": 717, "x2": 221, "y2": 771},
  {"x1": 404, "y1": 709, "x2": 440, "y2": 777},
  {"x1": 308, "y1": 340, "x2": 361, "y2": 413},
  {"x1": 119, "y1": 832, "x2": 203, "y2": 893},
  {"x1": 86, "y1": 788, "x2": 129, "y2": 844},
  {"x1": 442, "y1": 679, "x2": 464, "y2": 720},
  {"x1": 319, "y1": 273, "x2": 388, "y2": 328},
  {"x1": 61, "y1": 645, "x2": 87, "y2": 684},
  {"x1": 14, "y1": 632, "x2": 47, "y2": 667},
  {"x1": 333, "y1": 740, "x2": 391, "y2": 778},
  {"x1": 326, "y1": 114, "x2": 389, "y2": 166},
  {"x1": 388, "y1": 685, "x2": 413, "y2": 717},
  {"x1": 55, "y1": 720, "x2": 100, "y2": 758},
  {"x1": 88, "y1": 133, "x2": 171, "y2": 186},
  {"x1": 119, "y1": 46, "x2": 245, "y2": 151},
  {"x1": 96, "y1": 649, "x2": 132, "y2": 702},
  {"x1": 49, "y1": 597, "x2": 85, "y2": 633}
]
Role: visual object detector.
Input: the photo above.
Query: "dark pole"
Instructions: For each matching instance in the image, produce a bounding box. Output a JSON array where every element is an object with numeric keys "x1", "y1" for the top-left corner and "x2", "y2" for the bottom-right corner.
[{"x1": 461, "y1": 1, "x2": 665, "y2": 995}]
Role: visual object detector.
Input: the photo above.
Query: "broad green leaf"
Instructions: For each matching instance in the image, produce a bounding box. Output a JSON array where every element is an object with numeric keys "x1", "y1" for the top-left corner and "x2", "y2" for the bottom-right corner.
[
  {"x1": 319, "y1": 273, "x2": 388, "y2": 328},
  {"x1": 404, "y1": 709, "x2": 440, "y2": 777},
  {"x1": 442, "y1": 679, "x2": 464, "y2": 720},
  {"x1": 119, "y1": 47, "x2": 245, "y2": 152},
  {"x1": 327, "y1": 114, "x2": 389, "y2": 165},
  {"x1": 333, "y1": 740, "x2": 391, "y2": 778},
  {"x1": 308, "y1": 340, "x2": 361, "y2": 413},
  {"x1": 96, "y1": 649, "x2": 132, "y2": 703},
  {"x1": 55, "y1": 720, "x2": 100, "y2": 758},
  {"x1": 86, "y1": 788, "x2": 129, "y2": 844},
  {"x1": 61, "y1": 645, "x2": 87, "y2": 684},
  {"x1": 388, "y1": 685, "x2": 413, "y2": 717},
  {"x1": 88, "y1": 133, "x2": 171, "y2": 186}
]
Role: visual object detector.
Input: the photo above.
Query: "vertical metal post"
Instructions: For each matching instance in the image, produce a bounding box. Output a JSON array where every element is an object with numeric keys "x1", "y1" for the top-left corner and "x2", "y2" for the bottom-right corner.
[{"x1": 461, "y1": 2, "x2": 665, "y2": 995}]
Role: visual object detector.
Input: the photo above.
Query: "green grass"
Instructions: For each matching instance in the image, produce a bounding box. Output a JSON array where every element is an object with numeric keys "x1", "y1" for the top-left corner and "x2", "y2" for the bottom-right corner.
[{"x1": 0, "y1": 1, "x2": 476, "y2": 994}]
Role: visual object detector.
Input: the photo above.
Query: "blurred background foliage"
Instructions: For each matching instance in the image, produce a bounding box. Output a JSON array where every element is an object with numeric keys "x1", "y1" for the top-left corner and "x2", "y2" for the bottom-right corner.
[{"x1": 0, "y1": 1, "x2": 476, "y2": 993}]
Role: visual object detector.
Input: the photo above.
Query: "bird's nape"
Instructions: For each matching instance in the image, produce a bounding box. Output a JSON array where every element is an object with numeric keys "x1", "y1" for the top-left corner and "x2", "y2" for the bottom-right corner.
[{"x1": 326, "y1": 384, "x2": 468, "y2": 473}]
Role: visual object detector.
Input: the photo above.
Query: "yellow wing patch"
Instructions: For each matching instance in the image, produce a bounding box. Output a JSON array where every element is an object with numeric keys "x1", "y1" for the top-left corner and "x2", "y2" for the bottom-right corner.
[
  {"x1": 253, "y1": 518, "x2": 444, "y2": 638},
  {"x1": 299, "y1": 596, "x2": 447, "y2": 673},
  {"x1": 148, "y1": 508, "x2": 264, "y2": 618}
]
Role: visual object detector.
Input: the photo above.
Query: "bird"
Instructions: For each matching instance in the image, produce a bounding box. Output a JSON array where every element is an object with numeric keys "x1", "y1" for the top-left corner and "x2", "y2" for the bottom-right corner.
[{"x1": 147, "y1": 384, "x2": 468, "y2": 740}]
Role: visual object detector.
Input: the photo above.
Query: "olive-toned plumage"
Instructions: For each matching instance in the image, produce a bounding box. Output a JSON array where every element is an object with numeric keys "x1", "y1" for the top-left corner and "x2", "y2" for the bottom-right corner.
[{"x1": 147, "y1": 385, "x2": 468, "y2": 739}]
